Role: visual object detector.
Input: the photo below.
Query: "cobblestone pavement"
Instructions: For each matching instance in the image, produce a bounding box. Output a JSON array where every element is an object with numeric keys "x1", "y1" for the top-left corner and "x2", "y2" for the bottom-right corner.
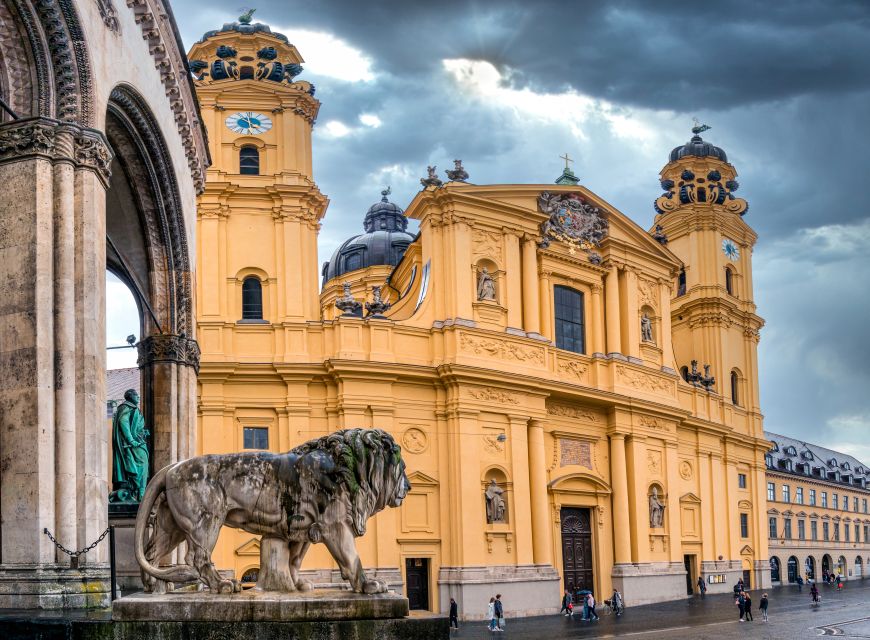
[{"x1": 451, "y1": 581, "x2": 870, "y2": 639}]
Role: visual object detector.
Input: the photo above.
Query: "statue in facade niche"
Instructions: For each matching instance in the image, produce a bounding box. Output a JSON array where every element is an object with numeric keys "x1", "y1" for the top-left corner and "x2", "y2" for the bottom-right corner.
[
  {"x1": 649, "y1": 487, "x2": 665, "y2": 528},
  {"x1": 641, "y1": 314, "x2": 653, "y2": 342},
  {"x1": 135, "y1": 428, "x2": 409, "y2": 595},
  {"x1": 485, "y1": 479, "x2": 506, "y2": 523},
  {"x1": 477, "y1": 267, "x2": 496, "y2": 301},
  {"x1": 110, "y1": 389, "x2": 149, "y2": 503}
]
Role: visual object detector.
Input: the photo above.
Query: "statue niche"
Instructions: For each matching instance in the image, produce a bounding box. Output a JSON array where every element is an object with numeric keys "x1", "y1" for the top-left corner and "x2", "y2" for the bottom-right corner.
[
  {"x1": 649, "y1": 485, "x2": 665, "y2": 529},
  {"x1": 485, "y1": 478, "x2": 507, "y2": 524},
  {"x1": 477, "y1": 267, "x2": 496, "y2": 301}
]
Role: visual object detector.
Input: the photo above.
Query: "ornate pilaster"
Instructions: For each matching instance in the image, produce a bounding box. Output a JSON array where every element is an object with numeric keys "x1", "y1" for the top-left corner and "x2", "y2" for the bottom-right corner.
[{"x1": 137, "y1": 334, "x2": 201, "y2": 373}]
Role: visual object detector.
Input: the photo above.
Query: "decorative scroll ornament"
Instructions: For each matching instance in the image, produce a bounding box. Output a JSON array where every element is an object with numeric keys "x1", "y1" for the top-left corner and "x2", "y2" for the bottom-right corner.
[
  {"x1": 538, "y1": 191, "x2": 608, "y2": 261},
  {"x1": 137, "y1": 334, "x2": 201, "y2": 373},
  {"x1": 654, "y1": 168, "x2": 748, "y2": 216}
]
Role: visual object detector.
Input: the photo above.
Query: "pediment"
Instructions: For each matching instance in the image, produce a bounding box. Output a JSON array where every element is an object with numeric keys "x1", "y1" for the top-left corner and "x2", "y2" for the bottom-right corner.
[
  {"x1": 549, "y1": 471, "x2": 612, "y2": 495},
  {"x1": 738, "y1": 499, "x2": 753, "y2": 509},
  {"x1": 235, "y1": 537, "x2": 260, "y2": 556},
  {"x1": 740, "y1": 545, "x2": 754, "y2": 555},
  {"x1": 407, "y1": 470, "x2": 439, "y2": 488},
  {"x1": 767, "y1": 508, "x2": 780, "y2": 515},
  {"x1": 680, "y1": 492, "x2": 702, "y2": 504}
]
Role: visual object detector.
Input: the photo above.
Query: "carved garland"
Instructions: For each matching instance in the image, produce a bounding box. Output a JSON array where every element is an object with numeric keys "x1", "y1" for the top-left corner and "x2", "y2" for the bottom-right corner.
[
  {"x1": 468, "y1": 387, "x2": 520, "y2": 405},
  {"x1": 459, "y1": 333, "x2": 545, "y2": 366}
]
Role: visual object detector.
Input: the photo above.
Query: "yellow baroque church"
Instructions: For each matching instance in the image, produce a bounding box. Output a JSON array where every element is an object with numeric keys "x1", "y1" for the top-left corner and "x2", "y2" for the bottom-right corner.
[{"x1": 189, "y1": 20, "x2": 769, "y2": 616}]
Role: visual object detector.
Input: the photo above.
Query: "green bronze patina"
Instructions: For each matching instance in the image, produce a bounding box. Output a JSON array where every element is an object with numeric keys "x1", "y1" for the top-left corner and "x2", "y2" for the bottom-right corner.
[{"x1": 110, "y1": 389, "x2": 150, "y2": 503}]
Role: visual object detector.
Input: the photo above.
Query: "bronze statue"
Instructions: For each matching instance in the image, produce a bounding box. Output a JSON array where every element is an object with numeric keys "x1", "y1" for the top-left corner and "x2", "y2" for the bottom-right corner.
[{"x1": 110, "y1": 389, "x2": 149, "y2": 503}]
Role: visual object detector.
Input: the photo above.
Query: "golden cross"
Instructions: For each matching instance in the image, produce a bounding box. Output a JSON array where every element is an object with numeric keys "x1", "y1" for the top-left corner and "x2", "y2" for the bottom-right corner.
[{"x1": 560, "y1": 153, "x2": 573, "y2": 170}]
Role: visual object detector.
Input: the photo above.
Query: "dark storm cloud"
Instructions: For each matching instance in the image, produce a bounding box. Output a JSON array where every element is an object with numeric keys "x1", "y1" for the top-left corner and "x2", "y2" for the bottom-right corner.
[{"x1": 171, "y1": 1, "x2": 870, "y2": 453}]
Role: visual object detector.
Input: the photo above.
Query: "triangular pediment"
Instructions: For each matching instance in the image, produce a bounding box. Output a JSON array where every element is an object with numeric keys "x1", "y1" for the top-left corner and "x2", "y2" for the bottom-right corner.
[
  {"x1": 740, "y1": 545, "x2": 754, "y2": 555},
  {"x1": 680, "y1": 492, "x2": 702, "y2": 504},
  {"x1": 235, "y1": 537, "x2": 261, "y2": 556},
  {"x1": 407, "y1": 470, "x2": 439, "y2": 488}
]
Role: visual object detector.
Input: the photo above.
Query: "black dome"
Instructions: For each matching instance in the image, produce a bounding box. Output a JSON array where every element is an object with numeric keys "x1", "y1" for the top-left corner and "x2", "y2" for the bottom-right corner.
[
  {"x1": 669, "y1": 135, "x2": 727, "y2": 163},
  {"x1": 322, "y1": 191, "x2": 415, "y2": 285}
]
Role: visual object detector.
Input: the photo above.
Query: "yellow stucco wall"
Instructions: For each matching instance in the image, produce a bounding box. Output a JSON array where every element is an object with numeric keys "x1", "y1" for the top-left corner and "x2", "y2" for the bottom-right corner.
[{"x1": 190, "y1": 27, "x2": 770, "y2": 615}]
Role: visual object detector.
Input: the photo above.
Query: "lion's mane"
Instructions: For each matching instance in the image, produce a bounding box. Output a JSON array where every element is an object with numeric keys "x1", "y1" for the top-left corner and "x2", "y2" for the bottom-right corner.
[{"x1": 291, "y1": 428, "x2": 403, "y2": 536}]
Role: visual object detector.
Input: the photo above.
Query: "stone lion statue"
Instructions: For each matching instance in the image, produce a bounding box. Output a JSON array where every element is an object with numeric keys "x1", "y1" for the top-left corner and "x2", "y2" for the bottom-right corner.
[{"x1": 134, "y1": 428, "x2": 410, "y2": 595}]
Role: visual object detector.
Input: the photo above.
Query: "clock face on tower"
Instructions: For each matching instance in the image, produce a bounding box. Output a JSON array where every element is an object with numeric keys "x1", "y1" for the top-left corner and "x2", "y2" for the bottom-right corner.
[
  {"x1": 225, "y1": 111, "x2": 272, "y2": 135},
  {"x1": 722, "y1": 238, "x2": 740, "y2": 261}
]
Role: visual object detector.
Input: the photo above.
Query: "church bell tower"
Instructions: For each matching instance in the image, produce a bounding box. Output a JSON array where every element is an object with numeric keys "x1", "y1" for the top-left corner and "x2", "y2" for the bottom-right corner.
[
  {"x1": 653, "y1": 125, "x2": 764, "y2": 433},
  {"x1": 189, "y1": 16, "x2": 328, "y2": 334}
]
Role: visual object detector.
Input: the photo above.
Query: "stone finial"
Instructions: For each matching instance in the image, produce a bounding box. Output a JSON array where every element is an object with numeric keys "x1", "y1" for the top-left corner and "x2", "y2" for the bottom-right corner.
[
  {"x1": 238, "y1": 7, "x2": 256, "y2": 24},
  {"x1": 445, "y1": 159, "x2": 469, "y2": 182},
  {"x1": 365, "y1": 285, "x2": 392, "y2": 318},
  {"x1": 420, "y1": 165, "x2": 443, "y2": 188},
  {"x1": 335, "y1": 282, "x2": 362, "y2": 317},
  {"x1": 652, "y1": 224, "x2": 668, "y2": 245}
]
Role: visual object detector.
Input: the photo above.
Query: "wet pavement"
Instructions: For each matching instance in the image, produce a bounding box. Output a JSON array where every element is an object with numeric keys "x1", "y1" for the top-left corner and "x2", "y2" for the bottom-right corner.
[{"x1": 451, "y1": 580, "x2": 870, "y2": 639}]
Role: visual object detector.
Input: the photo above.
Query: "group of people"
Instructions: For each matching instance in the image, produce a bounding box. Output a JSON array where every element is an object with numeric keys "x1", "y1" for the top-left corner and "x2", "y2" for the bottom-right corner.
[
  {"x1": 559, "y1": 587, "x2": 623, "y2": 621},
  {"x1": 732, "y1": 579, "x2": 770, "y2": 623},
  {"x1": 485, "y1": 594, "x2": 505, "y2": 632}
]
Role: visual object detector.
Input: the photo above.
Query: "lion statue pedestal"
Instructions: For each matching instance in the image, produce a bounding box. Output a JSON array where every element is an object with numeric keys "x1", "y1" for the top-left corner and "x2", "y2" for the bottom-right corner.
[{"x1": 111, "y1": 428, "x2": 449, "y2": 639}]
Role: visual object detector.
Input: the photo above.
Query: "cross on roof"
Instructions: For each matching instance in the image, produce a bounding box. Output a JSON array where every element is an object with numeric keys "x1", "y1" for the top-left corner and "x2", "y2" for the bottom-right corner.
[{"x1": 560, "y1": 153, "x2": 574, "y2": 170}]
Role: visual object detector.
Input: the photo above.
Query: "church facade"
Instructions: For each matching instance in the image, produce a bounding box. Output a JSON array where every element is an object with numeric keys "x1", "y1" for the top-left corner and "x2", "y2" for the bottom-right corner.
[{"x1": 192, "y1": 21, "x2": 770, "y2": 616}]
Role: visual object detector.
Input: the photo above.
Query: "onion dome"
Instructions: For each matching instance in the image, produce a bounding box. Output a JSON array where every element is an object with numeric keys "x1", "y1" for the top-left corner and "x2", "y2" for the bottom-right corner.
[
  {"x1": 668, "y1": 123, "x2": 727, "y2": 163},
  {"x1": 321, "y1": 189, "x2": 415, "y2": 285}
]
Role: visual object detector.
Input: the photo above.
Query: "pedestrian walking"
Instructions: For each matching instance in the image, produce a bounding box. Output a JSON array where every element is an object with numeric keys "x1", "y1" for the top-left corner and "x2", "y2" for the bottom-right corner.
[
  {"x1": 560, "y1": 590, "x2": 573, "y2": 616},
  {"x1": 737, "y1": 591, "x2": 746, "y2": 621},
  {"x1": 487, "y1": 597, "x2": 498, "y2": 631},
  {"x1": 797, "y1": 575, "x2": 803, "y2": 592},
  {"x1": 449, "y1": 598, "x2": 459, "y2": 630},
  {"x1": 837, "y1": 575, "x2": 843, "y2": 591},
  {"x1": 697, "y1": 575, "x2": 706, "y2": 596},
  {"x1": 579, "y1": 590, "x2": 589, "y2": 621},
  {"x1": 811, "y1": 583, "x2": 820, "y2": 605},
  {"x1": 494, "y1": 594, "x2": 505, "y2": 631},
  {"x1": 586, "y1": 593, "x2": 600, "y2": 621},
  {"x1": 760, "y1": 593, "x2": 769, "y2": 622},
  {"x1": 744, "y1": 592, "x2": 753, "y2": 621}
]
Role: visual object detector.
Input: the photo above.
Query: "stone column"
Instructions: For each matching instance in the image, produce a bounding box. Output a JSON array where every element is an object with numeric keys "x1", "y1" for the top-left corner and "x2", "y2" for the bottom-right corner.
[
  {"x1": 624, "y1": 267, "x2": 641, "y2": 361},
  {"x1": 590, "y1": 282, "x2": 605, "y2": 356},
  {"x1": 664, "y1": 443, "x2": 682, "y2": 563},
  {"x1": 527, "y1": 419, "x2": 552, "y2": 565},
  {"x1": 626, "y1": 435, "x2": 649, "y2": 562},
  {"x1": 609, "y1": 433, "x2": 632, "y2": 565},
  {"x1": 658, "y1": 279, "x2": 674, "y2": 372},
  {"x1": 521, "y1": 235, "x2": 541, "y2": 336},
  {"x1": 539, "y1": 271, "x2": 553, "y2": 341},
  {"x1": 504, "y1": 230, "x2": 523, "y2": 330},
  {"x1": 508, "y1": 415, "x2": 534, "y2": 565},
  {"x1": 605, "y1": 264, "x2": 622, "y2": 356}
]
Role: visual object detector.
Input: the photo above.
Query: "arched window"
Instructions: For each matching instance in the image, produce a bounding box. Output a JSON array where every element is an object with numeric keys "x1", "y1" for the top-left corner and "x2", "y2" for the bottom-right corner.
[
  {"x1": 731, "y1": 370, "x2": 740, "y2": 405},
  {"x1": 725, "y1": 267, "x2": 735, "y2": 296},
  {"x1": 787, "y1": 556, "x2": 798, "y2": 583},
  {"x1": 242, "y1": 276, "x2": 263, "y2": 319},
  {"x1": 769, "y1": 556, "x2": 781, "y2": 582},
  {"x1": 554, "y1": 286, "x2": 585, "y2": 354},
  {"x1": 677, "y1": 269, "x2": 687, "y2": 296},
  {"x1": 240, "y1": 146, "x2": 260, "y2": 175}
]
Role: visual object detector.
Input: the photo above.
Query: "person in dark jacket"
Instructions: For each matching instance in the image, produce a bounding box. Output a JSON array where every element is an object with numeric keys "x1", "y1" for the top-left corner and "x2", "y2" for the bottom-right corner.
[
  {"x1": 811, "y1": 583, "x2": 820, "y2": 604},
  {"x1": 743, "y1": 592, "x2": 753, "y2": 621},
  {"x1": 560, "y1": 590, "x2": 573, "y2": 616},
  {"x1": 449, "y1": 598, "x2": 459, "y2": 630},
  {"x1": 760, "y1": 592, "x2": 769, "y2": 622},
  {"x1": 737, "y1": 591, "x2": 746, "y2": 621},
  {"x1": 494, "y1": 594, "x2": 504, "y2": 630},
  {"x1": 697, "y1": 576, "x2": 707, "y2": 596}
]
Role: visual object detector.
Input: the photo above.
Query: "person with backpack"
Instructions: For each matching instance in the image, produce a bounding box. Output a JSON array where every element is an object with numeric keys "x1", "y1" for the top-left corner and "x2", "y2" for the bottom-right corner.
[
  {"x1": 737, "y1": 591, "x2": 746, "y2": 621},
  {"x1": 760, "y1": 592, "x2": 769, "y2": 622}
]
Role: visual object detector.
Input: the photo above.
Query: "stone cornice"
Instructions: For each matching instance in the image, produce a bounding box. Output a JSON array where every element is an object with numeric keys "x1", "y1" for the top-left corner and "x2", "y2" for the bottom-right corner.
[
  {"x1": 0, "y1": 118, "x2": 114, "y2": 185},
  {"x1": 125, "y1": 0, "x2": 210, "y2": 193}
]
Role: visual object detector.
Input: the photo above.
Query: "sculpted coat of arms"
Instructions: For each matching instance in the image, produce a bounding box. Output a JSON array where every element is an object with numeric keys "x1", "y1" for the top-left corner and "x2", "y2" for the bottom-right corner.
[{"x1": 538, "y1": 192, "x2": 609, "y2": 262}]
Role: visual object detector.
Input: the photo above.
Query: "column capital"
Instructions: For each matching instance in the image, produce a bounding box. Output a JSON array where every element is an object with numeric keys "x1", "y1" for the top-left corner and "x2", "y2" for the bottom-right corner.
[{"x1": 137, "y1": 334, "x2": 201, "y2": 373}]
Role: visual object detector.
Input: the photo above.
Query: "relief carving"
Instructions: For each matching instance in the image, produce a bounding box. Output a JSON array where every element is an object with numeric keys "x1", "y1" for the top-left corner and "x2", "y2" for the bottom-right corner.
[
  {"x1": 559, "y1": 438, "x2": 592, "y2": 469},
  {"x1": 547, "y1": 403, "x2": 598, "y2": 422},
  {"x1": 472, "y1": 229, "x2": 503, "y2": 261},
  {"x1": 460, "y1": 333, "x2": 545, "y2": 366},
  {"x1": 647, "y1": 450, "x2": 662, "y2": 476},
  {"x1": 557, "y1": 360, "x2": 588, "y2": 380},
  {"x1": 137, "y1": 334, "x2": 201, "y2": 373},
  {"x1": 679, "y1": 460, "x2": 693, "y2": 481},
  {"x1": 483, "y1": 433, "x2": 506, "y2": 455},
  {"x1": 616, "y1": 365, "x2": 674, "y2": 393},
  {"x1": 401, "y1": 428, "x2": 428, "y2": 454},
  {"x1": 639, "y1": 415, "x2": 669, "y2": 431},
  {"x1": 638, "y1": 277, "x2": 658, "y2": 310},
  {"x1": 468, "y1": 387, "x2": 519, "y2": 405}
]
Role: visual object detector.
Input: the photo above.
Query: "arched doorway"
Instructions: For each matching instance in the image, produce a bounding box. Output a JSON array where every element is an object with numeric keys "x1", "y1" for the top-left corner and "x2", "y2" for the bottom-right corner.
[
  {"x1": 838, "y1": 556, "x2": 847, "y2": 577},
  {"x1": 855, "y1": 556, "x2": 863, "y2": 579},
  {"x1": 823, "y1": 554, "x2": 833, "y2": 578},
  {"x1": 769, "y1": 556, "x2": 781, "y2": 583},
  {"x1": 787, "y1": 556, "x2": 799, "y2": 583},
  {"x1": 805, "y1": 555, "x2": 816, "y2": 580}
]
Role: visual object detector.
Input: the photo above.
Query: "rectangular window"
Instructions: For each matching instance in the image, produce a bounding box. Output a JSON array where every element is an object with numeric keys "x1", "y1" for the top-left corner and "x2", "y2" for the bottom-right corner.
[
  {"x1": 809, "y1": 489, "x2": 816, "y2": 506},
  {"x1": 811, "y1": 520, "x2": 818, "y2": 541},
  {"x1": 864, "y1": 499, "x2": 868, "y2": 514},
  {"x1": 845, "y1": 524, "x2": 850, "y2": 542},
  {"x1": 784, "y1": 518, "x2": 792, "y2": 539},
  {"x1": 740, "y1": 513, "x2": 749, "y2": 538},
  {"x1": 769, "y1": 517, "x2": 777, "y2": 539},
  {"x1": 843, "y1": 495, "x2": 849, "y2": 511},
  {"x1": 243, "y1": 426, "x2": 269, "y2": 450},
  {"x1": 553, "y1": 286, "x2": 585, "y2": 354},
  {"x1": 823, "y1": 522, "x2": 829, "y2": 541},
  {"x1": 738, "y1": 473, "x2": 747, "y2": 489},
  {"x1": 782, "y1": 485, "x2": 790, "y2": 503},
  {"x1": 865, "y1": 525, "x2": 869, "y2": 542},
  {"x1": 833, "y1": 493, "x2": 838, "y2": 509},
  {"x1": 834, "y1": 523, "x2": 840, "y2": 541},
  {"x1": 856, "y1": 524, "x2": 860, "y2": 542},
  {"x1": 854, "y1": 497, "x2": 859, "y2": 512},
  {"x1": 767, "y1": 482, "x2": 775, "y2": 501},
  {"x1": 796, "y1": 487, "x2": 804, "y2": 504},
  {"x1": 798, "y1": 520, "x2": 805, "y2": 540},
  {"x1": 822, "y1": 492, "x2": 828, "y2": 508}
]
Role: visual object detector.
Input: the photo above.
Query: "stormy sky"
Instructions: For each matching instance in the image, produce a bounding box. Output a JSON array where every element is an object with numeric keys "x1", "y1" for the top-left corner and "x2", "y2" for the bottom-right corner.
[{"x1": 107, "y1": 1, "x2": 870, "y2": 459}]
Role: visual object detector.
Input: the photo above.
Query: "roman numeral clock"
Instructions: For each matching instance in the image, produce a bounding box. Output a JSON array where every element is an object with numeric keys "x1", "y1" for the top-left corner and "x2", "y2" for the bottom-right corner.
[{"x1": 225, "y1": 111, "x2": 272, "y2": 135}]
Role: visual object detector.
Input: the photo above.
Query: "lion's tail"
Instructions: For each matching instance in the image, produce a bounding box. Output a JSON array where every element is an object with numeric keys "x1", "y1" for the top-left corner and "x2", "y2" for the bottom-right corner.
[{"x1": 134, "y1": 465, "x2": 199, "y2": 583}]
